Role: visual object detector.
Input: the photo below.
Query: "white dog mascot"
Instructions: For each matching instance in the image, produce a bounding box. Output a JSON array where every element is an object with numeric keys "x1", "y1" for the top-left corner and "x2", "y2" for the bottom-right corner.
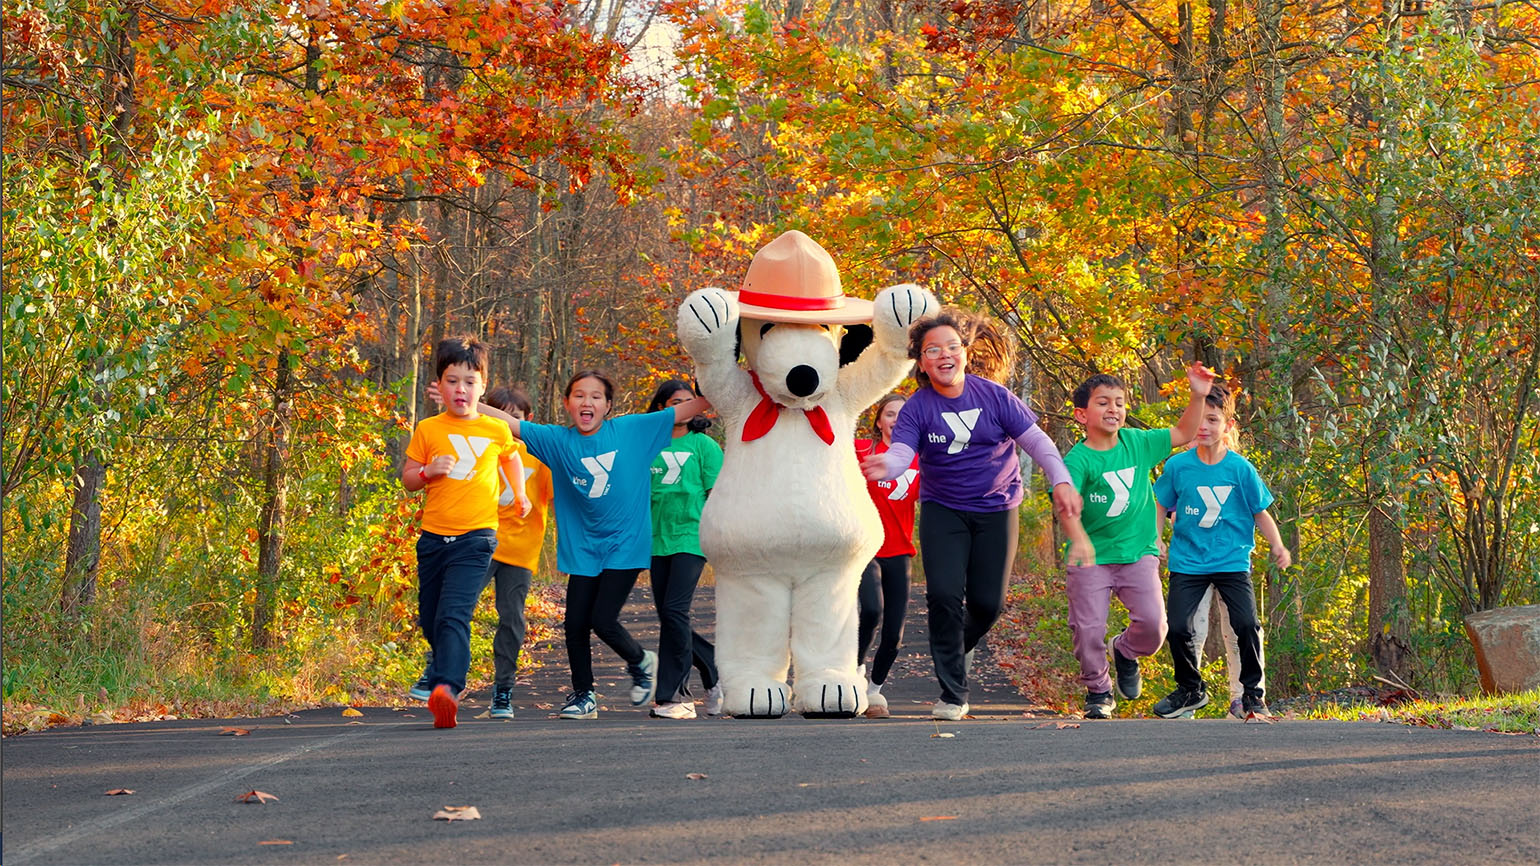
[{"x1": 677, "y1": 231, "x2": 938, "y2": 718}]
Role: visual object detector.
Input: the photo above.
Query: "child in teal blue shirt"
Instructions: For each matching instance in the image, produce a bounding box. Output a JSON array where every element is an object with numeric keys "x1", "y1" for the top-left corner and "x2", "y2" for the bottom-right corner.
[{"x1": 1152, "y1": 381, "x2": 1291, "y2": 719}]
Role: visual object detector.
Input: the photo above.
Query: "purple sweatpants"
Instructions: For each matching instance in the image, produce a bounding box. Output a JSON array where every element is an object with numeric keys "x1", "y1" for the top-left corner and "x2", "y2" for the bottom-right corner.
[{"x1": 1066, "y1": 555, "x2": 1168, "y2": 693}]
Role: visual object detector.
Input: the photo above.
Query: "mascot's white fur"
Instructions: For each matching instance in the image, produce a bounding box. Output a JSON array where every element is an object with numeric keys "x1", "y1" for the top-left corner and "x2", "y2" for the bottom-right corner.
[{"x1": 677, "y1": 231, "x2": 937, "y2": 718}]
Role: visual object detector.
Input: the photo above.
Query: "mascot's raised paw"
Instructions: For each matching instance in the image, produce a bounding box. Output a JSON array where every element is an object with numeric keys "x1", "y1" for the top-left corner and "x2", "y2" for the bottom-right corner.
[
  {"x1": 724, "y1": 680, "x2": 790, "y2": 719},
  {"x1": 678, "y1": 287, "x2": 739, "y2": 361},
  {"x1": 795, "y1": 675, "x2": 870, "y2": 719},
  {"x1": 871, "y1": 283, "x2": 938, "y2": 346}
]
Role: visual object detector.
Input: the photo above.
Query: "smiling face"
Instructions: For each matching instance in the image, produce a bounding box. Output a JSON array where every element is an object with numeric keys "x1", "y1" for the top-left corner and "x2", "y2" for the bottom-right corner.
[
  {"x1": 564, "y1": 376, "x2": 612, "y2": 435},
  {"x1": 1194, "y1": 405, "x2": 1235, "y2": 449},
  {"x1": 1073, "y1": 384, "x2": 1128, "y2": 439},
  {"x1": 875, "y1": 398, "x2": 904, "y2": 444},
  {"x1": 438, "y1": 362, "x2": 486, "y2": 418},
  {"x1": 918, "y1": 325, "x2": 967, "y2": 394}
]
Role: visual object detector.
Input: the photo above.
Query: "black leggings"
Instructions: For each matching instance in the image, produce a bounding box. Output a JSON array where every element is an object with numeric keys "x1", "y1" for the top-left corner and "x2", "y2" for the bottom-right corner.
[
  {"x1": 650, "y1": 553, "x2": 718, "y2": 702},
  {"x1": 565, "y1": 568, "x2": 645, "y2": 694},
  {"x1": 857, "y1": 554, "x2": 911, "y2": 686},
  {"x1": 919, "y1": 501, "x2": 1018, "y2": 706}
]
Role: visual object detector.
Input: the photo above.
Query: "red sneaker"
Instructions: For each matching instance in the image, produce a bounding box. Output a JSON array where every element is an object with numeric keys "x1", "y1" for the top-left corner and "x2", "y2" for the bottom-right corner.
[{"x1": 428, "y1": 684, "x2": 458, "y2": 729}]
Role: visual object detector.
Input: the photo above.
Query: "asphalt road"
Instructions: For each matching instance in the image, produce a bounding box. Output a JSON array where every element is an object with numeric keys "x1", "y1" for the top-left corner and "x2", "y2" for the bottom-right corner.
[{"x1": 6, "y1": 584, "x2": 1539, "y2": 865}]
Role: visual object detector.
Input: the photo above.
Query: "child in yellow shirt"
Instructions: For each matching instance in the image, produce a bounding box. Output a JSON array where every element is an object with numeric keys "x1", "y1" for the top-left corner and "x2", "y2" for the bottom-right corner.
[{"x1": 402, "y1": 338, "x2": 529, "y2": 728}]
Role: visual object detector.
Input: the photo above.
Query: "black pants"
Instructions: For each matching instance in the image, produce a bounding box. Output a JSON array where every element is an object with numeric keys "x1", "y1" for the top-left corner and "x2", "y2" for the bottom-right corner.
[
  {"x1": 920, "y1": 502, "x2": 1018, "y2": 706},
  {"x1": 1166, "y1": 571, "x2": 1265, "y2": 698},
  {"x1": 416, "y1": 529, "x2": 497, "y2": 695},
  {"x1": 565, "y1": 568, "x2": 645, "y2": 694},
  {"x1": 857, "y1": 554, "x2": 911, "y2": 686},
  {"x1": 650, "y1": 553, "x2": 719, "y2": 702}
]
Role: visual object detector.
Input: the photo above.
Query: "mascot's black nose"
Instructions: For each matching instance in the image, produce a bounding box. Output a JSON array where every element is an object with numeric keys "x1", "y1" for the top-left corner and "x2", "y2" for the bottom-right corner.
[{"x1": 786, "y1": 365, "x2": 819, "y2": 397}]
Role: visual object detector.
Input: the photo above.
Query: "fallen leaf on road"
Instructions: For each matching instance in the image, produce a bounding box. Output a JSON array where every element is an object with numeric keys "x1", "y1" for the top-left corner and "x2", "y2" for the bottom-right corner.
[
  {"x1": 258, "y1": 840, "x2": 293, "y2": 845},
  {"x1": 341, "y1": 708, "x2": 364, "y2": 718},
  {"x1": 534, "y1": 703, "x2": 553, "y2": 710},
  {"x1": 105, "y1": 788, "x2": 135, "y2": 796},
  {"x1": 235, "y1": 790, "x2": 279, "y2": 804},
  {"x1": 919, "y1": 816, "x2": 958, "y2": 821},
  {"x1": 401, "y1": 713, "x2": 416, "y2": 718},
  {"x1": 433, "y1": 806, "x2": 481, "y2": 821},
  {"x1": 685, "y1": 773, "x2": 708, "y2": 780},
  {"x1": 220, "y1": 727, "x2": 251, "y2": 736},
  {"x1": 930, "y1": 732, "x2": 955, "y2": 738},
  {"x1": 1056, "y1": 722, "x2": 1081, "y2": 729},
  {"x1": 1245, "y1": 713, "x2": 1275, "y2": 724},
  {"x1": 474, "y1": 710, "x2": 492, "y2": 719}
]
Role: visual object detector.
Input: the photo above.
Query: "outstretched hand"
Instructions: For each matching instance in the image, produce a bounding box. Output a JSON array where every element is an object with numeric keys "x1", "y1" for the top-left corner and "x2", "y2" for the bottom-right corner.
[{"x1": 860, "y1": 452, "x2": 889, "y2": 481}]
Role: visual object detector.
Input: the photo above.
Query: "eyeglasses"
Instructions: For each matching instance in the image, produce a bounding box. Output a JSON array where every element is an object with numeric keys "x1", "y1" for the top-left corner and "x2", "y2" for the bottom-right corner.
[{"x1": 922, "y1": 342, "x2": 965, "y2": 359}]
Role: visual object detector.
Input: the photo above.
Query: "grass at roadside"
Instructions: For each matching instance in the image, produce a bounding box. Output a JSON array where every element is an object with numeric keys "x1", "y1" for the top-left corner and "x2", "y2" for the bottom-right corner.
[{"x1": 1290, "y1": 688, "x2": 1540, "y2": 734}]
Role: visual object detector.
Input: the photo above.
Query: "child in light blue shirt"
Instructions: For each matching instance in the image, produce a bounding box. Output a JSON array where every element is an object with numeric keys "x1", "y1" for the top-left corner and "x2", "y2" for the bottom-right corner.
[{"x1": 1152, "y1": 381, "x2": 1291, "y2": 719}]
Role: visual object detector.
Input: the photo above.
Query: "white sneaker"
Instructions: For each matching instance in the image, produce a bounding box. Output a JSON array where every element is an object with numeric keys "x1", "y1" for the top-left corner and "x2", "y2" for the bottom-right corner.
[
  {"x1": 932, "y1": 700, "x2": 969, "y2": 721},
  {"x1": 650, "y1": 701, "x2": 697, "y2": 720},
  {"x1": 703, "y1": 684, "x2": 724, "y2": 716},
  {"x1": 629, "y1": 649, "x2": 658, "y2": 706}
]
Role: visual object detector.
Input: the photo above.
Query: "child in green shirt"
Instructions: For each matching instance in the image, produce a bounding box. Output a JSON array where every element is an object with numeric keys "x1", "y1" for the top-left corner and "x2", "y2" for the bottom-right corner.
[{"x1": 1063, "y1": 362, "x2": 1213, "y2": 718}]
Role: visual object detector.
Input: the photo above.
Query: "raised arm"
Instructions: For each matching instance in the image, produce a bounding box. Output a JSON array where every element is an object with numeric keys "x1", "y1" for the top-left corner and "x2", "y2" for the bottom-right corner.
[
  {"x1": 476, "y1": 401, "x2": 523, "y2": 440},
  {"x1": 1170, "y1": 362, "x2": 1216, "y2": 447},
  {"x1": 670, "y1": 394, "x2": 712, "y2": 425},
  {"x1": 837, "y1": 284, "x2": 938, "y2": 410},
  {"x1": 678, "y1": 288, "x2": 755, "y2": 417},
  {"x1": 1014, "y1": 424, "x2": 1080, "y2": 519}
]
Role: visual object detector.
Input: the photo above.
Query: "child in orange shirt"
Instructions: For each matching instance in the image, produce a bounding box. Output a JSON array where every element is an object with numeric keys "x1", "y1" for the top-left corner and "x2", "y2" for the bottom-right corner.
[{"x1": 401, "y1": 338, "x2": 530, "y2": 728}]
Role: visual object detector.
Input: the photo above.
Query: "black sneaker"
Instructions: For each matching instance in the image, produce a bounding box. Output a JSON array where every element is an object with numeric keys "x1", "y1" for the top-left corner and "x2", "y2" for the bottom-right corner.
[
  {"x1": 1084, "y1": 690, "x2": 1117, "y2": 719},
  {"x1": 1242, "y1": 693, "x2": 1271, "y2": 718},
  {"x1": 489, "y1": 685, "x2": 514, "y2": 720},
  {"x1": 1112, "y1": 647, "x2": 1142, "y2": 700},
  {"x1": 1153, "y1": 686, "x2": 1210, "y2": 719}
]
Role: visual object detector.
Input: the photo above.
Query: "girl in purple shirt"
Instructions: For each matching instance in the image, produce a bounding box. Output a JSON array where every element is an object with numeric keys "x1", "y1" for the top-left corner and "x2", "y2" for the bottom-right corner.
[{"x1": 862, "y1": 312, "x2": 1086, "y2": 720}]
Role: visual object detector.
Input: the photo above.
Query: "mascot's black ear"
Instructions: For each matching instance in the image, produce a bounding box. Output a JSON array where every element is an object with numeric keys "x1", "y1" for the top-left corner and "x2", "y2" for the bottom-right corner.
[{"x1": 839, "y1": 323, "x2": 873, "y2": 367}]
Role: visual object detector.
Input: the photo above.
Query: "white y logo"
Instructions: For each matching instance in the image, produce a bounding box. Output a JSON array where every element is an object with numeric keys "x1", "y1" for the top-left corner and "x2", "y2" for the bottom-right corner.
[
  {"x1": 1101, "y1": 467, "x2": 1137, "y2": 517},
  {"x1": 496, "y1": 463, "x2": 535, "y2": 507},
  {"x1": 446, "y1": 434, "x2": 493, "y2": 480},
  {"x1": 1196, "y1": 485, "x2": 1233, "y2": 528},
  {"x1": 580, "y1": 451, "x2": 617, "y2": 499},
  {"x1": 941, "y1": 409, "x2": 981, "y2": 454},
  {"x1": 888, "y1": 468, "x2": 918, "y2": 500},
  {"x1": 659, "y1": 451, "x2": 693, "y2": 485}
]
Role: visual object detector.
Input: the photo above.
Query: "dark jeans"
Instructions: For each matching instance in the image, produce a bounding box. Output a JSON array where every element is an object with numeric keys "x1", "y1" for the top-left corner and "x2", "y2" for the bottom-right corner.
[
  {"x1": 857, "y1": 554, "x2": 911, "y2": 686},
  {"x1": 1167, "y1": 571, "x2": 1265, "y2": 698},
  {"x1": 919, "y1": 502, "x2": 1018, "y2": 706},
  {"x1": 650, "y1": 553, "x2": 719, "y2": 702},
  {"x1": 565, "y1": 568, "x2": 645, "y2": 694},
  {"x1": 417, "y1": 529, "x2": 497, "y2": 695},
  {"x1": 490, "y1": 562, "x2": 533, "y2": 688}
]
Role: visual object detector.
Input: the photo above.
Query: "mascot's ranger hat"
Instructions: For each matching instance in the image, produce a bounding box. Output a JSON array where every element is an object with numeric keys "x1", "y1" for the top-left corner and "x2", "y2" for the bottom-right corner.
[{"x1": 735, "y1": 230, "x2": 874, "y2": 325}]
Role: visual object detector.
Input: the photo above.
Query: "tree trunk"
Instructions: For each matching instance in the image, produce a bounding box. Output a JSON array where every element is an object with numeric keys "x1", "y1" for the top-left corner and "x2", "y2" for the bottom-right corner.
[
  {"x1": 61, "y1": 454, "x2": 105, "y2": 617},
  {"x1": 61, "y1": 2, "x2": 138, "y2": 619},
  {"x1": 251, "y1": 349, "x2": 293, "y2": 650}
]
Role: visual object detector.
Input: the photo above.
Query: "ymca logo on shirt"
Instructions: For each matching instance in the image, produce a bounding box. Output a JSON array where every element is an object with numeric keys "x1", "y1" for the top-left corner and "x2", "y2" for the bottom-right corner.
[
  {"x1": 446, "y1": 434, "x2": 494, "y2": 480},
  {"x1": 879, "y1": 468, "x2": 918, "y2": 500},
  {"x1": 1194, "y1": 485, "x2": 1232, "y2": 528},
  {"x1": 1096, "y1": 467, "x2": 1137, "y2": 517},
  {"x1": 496, "y1": 463, "x2": 537, "y2": 507},
  {"x1": 655, "y1": 451, "x2": 692, "y2": 485},
  {"x1": 578, "y1": 451, "x2": 617, "y2": 499},
  {"x1": 938, "y1": 409, "x2": 981, "y2": 454}
]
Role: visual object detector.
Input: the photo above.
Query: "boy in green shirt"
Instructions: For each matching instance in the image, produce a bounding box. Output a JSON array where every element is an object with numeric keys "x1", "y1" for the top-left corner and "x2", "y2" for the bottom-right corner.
[{"x1": 1063, "y1": 363, "x2": 1213, "y2": 718}]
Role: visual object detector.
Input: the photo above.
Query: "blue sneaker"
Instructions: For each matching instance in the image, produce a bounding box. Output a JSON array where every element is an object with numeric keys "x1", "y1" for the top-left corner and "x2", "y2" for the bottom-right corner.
[
  {"x1": 489, "y1": 686, "x2": 515, "y2": 720},
  {"x1": 629, "y1": 650, "x2": 658, "y2": 707},
  {"x1": 560, "y1": 690, "x2": 598, "y2": 720},
  {"x1": 408, "y1": 670, "x2": 432, "y2": 702}
]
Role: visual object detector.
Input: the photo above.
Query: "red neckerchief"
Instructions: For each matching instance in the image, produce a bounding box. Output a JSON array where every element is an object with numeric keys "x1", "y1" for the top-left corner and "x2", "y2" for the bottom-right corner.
[{"x1": 744, "y1": 371, "x2": 834, "y2": 445}]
